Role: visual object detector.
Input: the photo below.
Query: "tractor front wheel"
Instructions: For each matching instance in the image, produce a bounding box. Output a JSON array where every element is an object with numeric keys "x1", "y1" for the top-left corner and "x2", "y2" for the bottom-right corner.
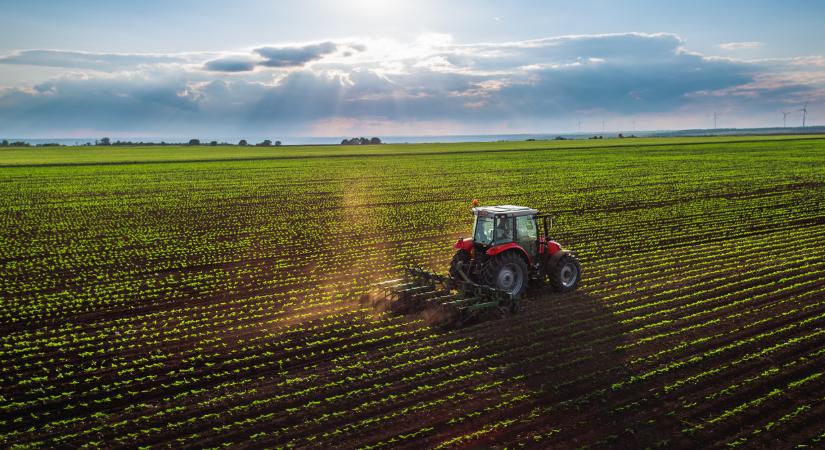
[
  {"x1": 484, "y1": 252, "x2": 528, "y2": 297},
  {"x1": 549, "y1": 253, "x2": 581, "y2": 292}
]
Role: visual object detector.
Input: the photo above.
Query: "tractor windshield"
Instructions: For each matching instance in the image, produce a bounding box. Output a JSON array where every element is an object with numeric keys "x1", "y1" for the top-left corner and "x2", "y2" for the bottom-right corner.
[{"x1": 473, "y1": 216, "x2": 495, "y2": 245}]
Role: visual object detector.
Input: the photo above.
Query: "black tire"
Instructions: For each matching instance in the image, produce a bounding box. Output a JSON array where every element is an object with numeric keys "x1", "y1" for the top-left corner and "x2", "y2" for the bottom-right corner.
[
  {"x1": 549, "y1": 253, "x2": 581, "y2": 292},
  {"x1": 483, "y1": 251, "x2": 529, "y2": 297},
  {"x1": 449, "y1": 249, "x2": 471, "y2": 280}
]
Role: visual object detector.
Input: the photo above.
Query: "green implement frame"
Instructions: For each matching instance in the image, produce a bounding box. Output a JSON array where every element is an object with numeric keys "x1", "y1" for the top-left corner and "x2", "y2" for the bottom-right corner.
[{"x1": 374, "y1": 267, "x2": 520, "y2": 327}]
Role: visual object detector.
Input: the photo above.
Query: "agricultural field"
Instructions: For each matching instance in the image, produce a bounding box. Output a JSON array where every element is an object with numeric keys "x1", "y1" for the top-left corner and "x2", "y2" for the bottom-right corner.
[{"x1": 1, "y1": 136, "x2": 824, "y2": 448}]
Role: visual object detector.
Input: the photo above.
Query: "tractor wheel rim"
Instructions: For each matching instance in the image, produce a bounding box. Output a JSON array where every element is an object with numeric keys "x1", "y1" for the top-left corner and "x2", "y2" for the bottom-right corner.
[
  {"x1": 560, "y1": 263, "x2": 577, "y2": 288},
  {"x1": 497, "y1": 264, "x2": 523, "y2": 293}
]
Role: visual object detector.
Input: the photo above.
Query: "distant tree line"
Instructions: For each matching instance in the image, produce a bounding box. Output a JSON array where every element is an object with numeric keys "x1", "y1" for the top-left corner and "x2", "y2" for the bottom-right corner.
[
  {"x1": 3, "y1": 137, "x2": 388, "y2": 147},
  {"x1": 1, "y1": 139, "x2": 61, "y2": 147},
  {"x1": 94, "y1": 137, "x2": 204, "y2": 146},
  {"x1": 186, "y1": 139, "x2": 282, "y2": 147},
  {"x1": 341, "y1": 137, "x2": 382, "y2": 145},
  {"x1": 1, "y1": 140, "x2": 32, "y2": 147},
  {"x1": 86, "y1": 137, "x2": 284, "y2": 147}
]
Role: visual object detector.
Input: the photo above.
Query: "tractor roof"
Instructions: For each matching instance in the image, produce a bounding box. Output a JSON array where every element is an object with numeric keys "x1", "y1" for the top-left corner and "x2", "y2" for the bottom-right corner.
[{"x1": 472, "y1": 205, "x2": 539, "y2": 218}]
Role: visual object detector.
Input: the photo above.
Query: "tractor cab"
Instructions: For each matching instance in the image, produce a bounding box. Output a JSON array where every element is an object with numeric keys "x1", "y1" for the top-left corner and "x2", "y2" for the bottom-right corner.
[{"x1": 470, "y1": 205, "x2": 540, "y2": 259}]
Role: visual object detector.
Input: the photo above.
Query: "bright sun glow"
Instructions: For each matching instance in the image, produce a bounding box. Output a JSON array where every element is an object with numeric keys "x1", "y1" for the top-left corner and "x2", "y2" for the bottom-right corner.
[{"x1": 342, "y1": 0, "x2": 404, "y2": 16}]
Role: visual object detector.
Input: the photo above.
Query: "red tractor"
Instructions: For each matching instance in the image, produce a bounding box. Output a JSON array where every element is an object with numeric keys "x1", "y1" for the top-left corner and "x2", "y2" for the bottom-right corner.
[
  {"x1": 449, "y1": 205, "x2": 581, "y2": 297},
  {"x1": 376, "y1": 204, "x2": 581, "y2": 326}
]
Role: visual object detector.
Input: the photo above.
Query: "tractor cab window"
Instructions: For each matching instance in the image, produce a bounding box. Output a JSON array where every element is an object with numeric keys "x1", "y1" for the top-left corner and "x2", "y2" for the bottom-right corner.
[
  {"x1": 516, "y1": 215, "x2": 538, "y2": 257},
  {"x1": 493, "y1": 217, "x2": 514, "y2": 243},
  {"x1": 473, "y1": 216, "x2": 495, "y2": 245},
  {"x1": 474, "y1": 215, "x2": 516, "y2": 245}
]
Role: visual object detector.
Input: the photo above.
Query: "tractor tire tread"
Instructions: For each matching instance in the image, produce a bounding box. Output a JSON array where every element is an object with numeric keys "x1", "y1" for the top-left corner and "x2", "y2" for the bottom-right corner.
[
  {"x1": 549, "y1": 253, "x2": 582, "y2": 292},
  {"x1": 482, "y1": 251, "x2": 529, "y2": 297}
]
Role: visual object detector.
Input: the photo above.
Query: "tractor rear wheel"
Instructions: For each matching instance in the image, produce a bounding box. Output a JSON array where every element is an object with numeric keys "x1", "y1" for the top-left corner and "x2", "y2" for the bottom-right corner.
[
  {"x1": 549, "y1": 253, "x2": 581, "y2": 292},
  {"x1": 483, "y1": 252, "x2": 528, "y2": 297},
  {"x1": 449, "y1": 249, "x2": 471, "y2": 280}
]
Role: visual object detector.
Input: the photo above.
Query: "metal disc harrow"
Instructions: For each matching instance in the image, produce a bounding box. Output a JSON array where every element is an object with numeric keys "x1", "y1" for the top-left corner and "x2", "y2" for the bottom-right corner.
[{"x1": 373, "y1": 267, "x2": 520, "y2": 327}]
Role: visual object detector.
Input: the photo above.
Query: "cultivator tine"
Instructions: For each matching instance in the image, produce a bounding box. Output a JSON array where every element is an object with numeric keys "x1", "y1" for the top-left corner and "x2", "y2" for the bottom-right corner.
[
  {"x1": 388, "y1": 286, "x2": 436, "y2": 313},
  {"x1": 373, "y1": 282, "x2": 410, "y2": 307},
  {"x1": 428, "y1": 292, "x2": 463, "y2": 306},
  {"x1": 397, "y1": 288, "x2": 450, "y2": 313}
]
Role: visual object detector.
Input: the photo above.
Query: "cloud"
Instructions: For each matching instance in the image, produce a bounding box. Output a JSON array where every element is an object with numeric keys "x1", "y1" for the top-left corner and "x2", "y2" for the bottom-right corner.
[
  {"x1": 203, "y1": 56, "x2": 260, "y2": 72},
  {"x1": 203, "y1": 41, "x2": 360, "y2": 72},
  {"x1": 0, "y1": 71, "x2": 200, "y2": 136},
  {"x1": 719, "y1": 41, "x2": 763, "y2": 50},
  {"x1": 0, "y1": 49, "x2": 187, "y2": 71},
  {"x1": 1, "y1": 32, "x2": 823, "y2": 137},
  {"x1": 254, "y1": 41, "x2": 338, "y2": 68}
]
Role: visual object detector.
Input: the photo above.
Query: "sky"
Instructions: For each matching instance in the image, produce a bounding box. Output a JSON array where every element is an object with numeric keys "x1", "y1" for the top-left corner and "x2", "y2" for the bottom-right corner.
[{"x1": 1, "y1": 0, "x2": 824, "y2": 138}]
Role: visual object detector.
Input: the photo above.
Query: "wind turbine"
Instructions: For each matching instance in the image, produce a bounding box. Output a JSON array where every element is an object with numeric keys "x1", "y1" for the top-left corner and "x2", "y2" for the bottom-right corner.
[
  {"x1": 799, "y1": 102, "x2": 808, "y2": 128},
  {"x1": 782, "y1": 111, "x2": 790, "y2": 128},
  {"x1": 712, "y1": 112, "x2": 721, "y2": 129}
]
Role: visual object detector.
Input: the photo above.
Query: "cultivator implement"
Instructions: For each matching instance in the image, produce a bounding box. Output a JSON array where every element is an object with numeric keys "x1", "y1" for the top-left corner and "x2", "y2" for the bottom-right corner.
[{"x1": 374, "y1": 267, "x2": 519, "y2": 327}]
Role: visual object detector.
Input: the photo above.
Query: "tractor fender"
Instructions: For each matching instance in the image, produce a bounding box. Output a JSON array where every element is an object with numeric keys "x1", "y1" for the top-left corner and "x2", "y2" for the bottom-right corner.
[
  {"x1": 454, "y1": 238, "x2": 473, "y2": 252},
  {"x1": 486, "y1": 242, "x2": 531, "y2": 264},
  {"x1": 548, "y1": 249, "x2": 573, "y2": 267},
  {"x1": 541, "y1": 239, "x2": 562, "y2": 255},
  {"x1": 544, "y1": 241, "x2": 561, "y2": 255}
]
